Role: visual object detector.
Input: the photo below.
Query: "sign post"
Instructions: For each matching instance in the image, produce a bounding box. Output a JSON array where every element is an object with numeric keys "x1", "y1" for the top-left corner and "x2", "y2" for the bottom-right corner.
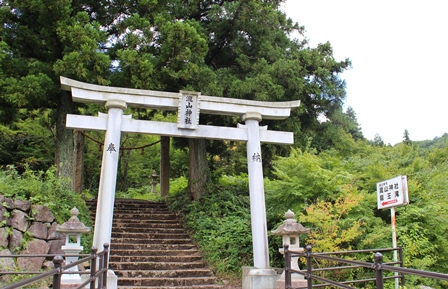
[{"x1": 376, "y1": 175, "x2": 409, "y2": 289}]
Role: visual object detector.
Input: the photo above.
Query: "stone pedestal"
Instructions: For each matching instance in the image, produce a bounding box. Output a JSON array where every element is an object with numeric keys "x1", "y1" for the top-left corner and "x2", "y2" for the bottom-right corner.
[
  {"x1": 276, "y1": 279, "x2": 307, "y2": 289},
  {"x1": 60, "y1": 246, "x2": 83, "y2": 284},
  {"x1": 242, "y1": 267, "x2": 280, "y2": 289},
  {"x1": 276, "y1": 246, "x2": 306, "y2": 289},
  {"x1": 107, "y1": 269, "x2": 118, "y2": 289}
]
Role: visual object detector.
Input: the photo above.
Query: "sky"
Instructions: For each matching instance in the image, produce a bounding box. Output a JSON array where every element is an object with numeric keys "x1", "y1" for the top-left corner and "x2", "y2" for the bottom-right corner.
[{"x1": 282, "y1": 0, "x2": 448, "y2": 145}]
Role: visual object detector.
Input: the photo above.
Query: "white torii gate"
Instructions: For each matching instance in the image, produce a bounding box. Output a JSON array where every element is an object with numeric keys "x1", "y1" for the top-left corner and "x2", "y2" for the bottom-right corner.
[{"x1": 60, "y1": 76, "x2": 300, "y2": 270}]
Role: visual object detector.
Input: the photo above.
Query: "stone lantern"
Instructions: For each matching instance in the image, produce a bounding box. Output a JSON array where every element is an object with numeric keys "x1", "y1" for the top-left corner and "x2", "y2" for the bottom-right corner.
[
  {"x1": 271, "y1": 209, "x2": 309, "y2": 289},
  {"x1": 151, "y1": 170, "x2": 159, "y2": 194},
  {"x1": 56, "y1": 207, "x2": 90, "y2": 286}
]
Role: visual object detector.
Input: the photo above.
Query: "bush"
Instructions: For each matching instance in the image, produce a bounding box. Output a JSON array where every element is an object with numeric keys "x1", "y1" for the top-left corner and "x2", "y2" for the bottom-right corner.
[
  {"x1": 0, "y1": 165, "x2": 93, "y2": 250},
  {"x1": 167, "y1": 174, "x2": 252, "y2": 277}
]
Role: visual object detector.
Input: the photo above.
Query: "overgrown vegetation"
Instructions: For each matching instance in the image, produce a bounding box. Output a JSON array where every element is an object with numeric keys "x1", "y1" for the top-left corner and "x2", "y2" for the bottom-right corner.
[
  {"x1": 168, "y1": 136, "x2": 448, "y2": 288},
  {"x1": 168, "y1": 174, "x2": 252, "y2": 277},
  {"x1": 0, "y1": 165, "x2": 93, "y2": 251}
]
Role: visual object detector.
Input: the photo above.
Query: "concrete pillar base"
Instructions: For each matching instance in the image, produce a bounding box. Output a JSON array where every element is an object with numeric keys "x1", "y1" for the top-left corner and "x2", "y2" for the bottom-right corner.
[
  {"x1": 276, "y1": 279, "x2": 307, "y2": 289},
  {"x1": 242, "y1": 267, "x2": 281, "y2": 289},
  {"x1": 107, "y1": 269, "x2": 118, "y2": 289}
]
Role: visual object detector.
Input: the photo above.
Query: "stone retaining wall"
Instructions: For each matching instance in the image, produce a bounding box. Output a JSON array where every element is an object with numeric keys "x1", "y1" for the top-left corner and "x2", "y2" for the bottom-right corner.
[{"x1": 0, "y1": 195, "x2": 66, "y2": 274}]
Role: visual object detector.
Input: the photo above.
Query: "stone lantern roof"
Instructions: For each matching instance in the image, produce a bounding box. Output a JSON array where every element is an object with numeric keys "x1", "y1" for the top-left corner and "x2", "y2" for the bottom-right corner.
[
  {"x1": 271, "y1": 209, "x2": 309, "y2": 236},
  {"x1": 56, "y1": 207, "x2": 90, "y2": 234}
]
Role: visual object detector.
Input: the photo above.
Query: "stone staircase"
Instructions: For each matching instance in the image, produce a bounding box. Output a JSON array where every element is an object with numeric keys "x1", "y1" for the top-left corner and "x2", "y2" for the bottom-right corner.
[{"x1": 89, "y1": 198, "x2": 225, "y2": 289}]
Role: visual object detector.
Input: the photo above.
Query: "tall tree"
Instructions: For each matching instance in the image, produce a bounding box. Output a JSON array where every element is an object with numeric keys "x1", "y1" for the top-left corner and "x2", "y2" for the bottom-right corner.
[
  {"x1": 169, "y1": 0, "x2": 350, "y2": 195},
  {"x1": 403, "y1": 129, "x2": 412, "y2": 145},
  {"x1": 372, "y1": 133, "x2": 385, "y2": 147},
  {"x1": 0, "y1": 0, "x2": 110, "y2": 186},
  {"x1": 1, "y1": 0, "x2": 351, "y2": 198}
]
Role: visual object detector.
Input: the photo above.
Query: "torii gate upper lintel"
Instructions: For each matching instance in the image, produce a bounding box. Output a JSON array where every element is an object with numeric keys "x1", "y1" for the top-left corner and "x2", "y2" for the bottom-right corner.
[
  {"x1": 60, "y1": 76, "x2": 300, "y2": 120},
  {"x1": 60, "y1": 76, "x2": 300, "y2": 271}
]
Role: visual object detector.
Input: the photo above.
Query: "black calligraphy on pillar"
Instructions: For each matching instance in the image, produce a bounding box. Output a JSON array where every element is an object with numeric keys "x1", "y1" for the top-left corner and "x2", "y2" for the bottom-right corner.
[
  {"x1": 252, "y1": 152, "x2": 261, "y2": 162},
  {"x1": 107, "y1": 143, "x2": 117, "y2": 153},
  {"x1": 184, "y1": 95, "x2": 194, "y2": 125}
]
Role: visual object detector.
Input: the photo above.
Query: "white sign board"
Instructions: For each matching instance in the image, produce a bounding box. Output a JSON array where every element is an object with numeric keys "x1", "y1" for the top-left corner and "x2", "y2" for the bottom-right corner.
[{"x1": 377, "y1": 176, "x2": 409, "y2": 209}]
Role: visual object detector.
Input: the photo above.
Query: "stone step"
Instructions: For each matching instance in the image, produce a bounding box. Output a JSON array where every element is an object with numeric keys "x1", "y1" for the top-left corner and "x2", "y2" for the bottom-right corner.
[
  {"x1": 118, "y1": 277, "x2": 220, "y2": 287},
  {"x1": 112, "y1": 210, "x2": 173, "y2": 216},
  {"x1": 113, "y1": 213, "x2": 178, "y2": 220},
  {"x1": 113, "y1": 202, "x2": 168, "y2": 211},
  {"x1": 112, "y1": 218, "x2": 177, "y2": 223},
  {"x1": 88, "y1": 199, "x2": 167, "y2": 206},
  {"x1": 112, "y1": 232, "x2": 190, "y2": 239},
  {"x1": 112, "y1": 261, "x2": 207, "y2": 271},
  {"x1": 111, "y1": 206, "x2": 166, "y2": 209},
  {"x1": 110, "y1": 255, "x2": 203, "y2": 263},
  {"x1": 113, "y1": 227, "x2": 186, "y2": 233},
  {"x1": 88, "y1": 206, "x2": 169, "y2": 214},
  {"x1": 113, "y1": 219, "x2": 180, "y2": 224},
  {"x1": 114, "y1": 199, "x2": 166, "y2": 205},
  {"x1": 110, "y1": 243, "x2": 197, "y2": 250},
  {"x1": 112, "y1": 221, "x2": 181, "y2": 227},
  {"x1": 111, "y1": 237, "x2": 194, "y2": 245},
  {"x1": 115, "y1": 269, "x2": 214, "y2": 278},
  {"x1": 111, "y1": 249, "x2": 201, "y2": 257}
]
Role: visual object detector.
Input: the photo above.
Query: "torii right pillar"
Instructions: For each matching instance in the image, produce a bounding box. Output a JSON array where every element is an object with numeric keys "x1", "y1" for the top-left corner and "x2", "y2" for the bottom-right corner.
[{"x1": 242, "y1": 112, "x2": 279, "y2": 289}]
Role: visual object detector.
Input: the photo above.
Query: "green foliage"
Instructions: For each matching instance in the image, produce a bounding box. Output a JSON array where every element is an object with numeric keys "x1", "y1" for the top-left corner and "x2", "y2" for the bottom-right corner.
[
  {"x1": 266, "y1": 148, "x2": 353, "y2": 215},
  {"x1": 0, "y1": 109, "x2": 54, "y2": 171},
  {"x1": 54, "y1": 11, "x2": 111, "y2": 85},
  {"x1": 115, "y1": 185, "x2": 162, "y2": 201},
  {"x1": 167, "y1": 174, "x2": 252, "y2": 278},
  {"x1": 0, "y1": 165, "x2": 91, "y2": 226},
  {"x1": 265, "y1": 135, "x2": 448, "y2": 282},
  {"x1": 169, "y1": 176, "x2": 189, "y2": 197},
  {"x1": 166, "y1": 133, "x2": 448, "y2": 280},
  {"x1": 1, "y1": 271, "x2": 51, "y2": 289}
]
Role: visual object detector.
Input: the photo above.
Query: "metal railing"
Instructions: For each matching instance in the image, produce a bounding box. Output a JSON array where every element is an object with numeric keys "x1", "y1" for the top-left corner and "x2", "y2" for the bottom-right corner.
[
  {"x1": 1, "y1": 244, "x2": 109, "y2": 289},
  {"x1": 284, "y1": 245, "x2": 448, "y2": 289}
]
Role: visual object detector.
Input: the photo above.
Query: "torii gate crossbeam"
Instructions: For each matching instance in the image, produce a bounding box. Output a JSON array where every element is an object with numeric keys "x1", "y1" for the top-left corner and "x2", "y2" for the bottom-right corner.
[{"x1": 60, "y1": 77, "x2": 300, "y2": 271}]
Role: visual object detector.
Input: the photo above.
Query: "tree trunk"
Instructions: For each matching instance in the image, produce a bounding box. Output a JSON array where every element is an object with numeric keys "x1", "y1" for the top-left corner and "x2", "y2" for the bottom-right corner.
[
  {"x1": 54, "y1": 91, "x2": 75, "y2": 190},
  {"x1": 73, "y1": 130, "x2": 85, "y2": 193},
  {"x1": 160, "y1": 136, "x2": 170, "y2": 197},
  {"x1": 118, "y1": 150, "x2": 130, "y2": 192},
  {"x1": 188, "y1": 138, "x2": 207, "y2": 201}
]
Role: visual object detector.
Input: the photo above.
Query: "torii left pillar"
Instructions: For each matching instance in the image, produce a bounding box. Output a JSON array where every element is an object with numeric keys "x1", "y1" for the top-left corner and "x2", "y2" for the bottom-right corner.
[{"x1": 93, "y1": 99, "x2": 126, "y2": 251}]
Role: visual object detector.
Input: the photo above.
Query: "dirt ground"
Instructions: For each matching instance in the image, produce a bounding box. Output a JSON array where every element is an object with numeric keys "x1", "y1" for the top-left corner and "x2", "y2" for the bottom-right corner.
[{"x1": 221, "y1": 279, "x2": 242, "y2": 289}]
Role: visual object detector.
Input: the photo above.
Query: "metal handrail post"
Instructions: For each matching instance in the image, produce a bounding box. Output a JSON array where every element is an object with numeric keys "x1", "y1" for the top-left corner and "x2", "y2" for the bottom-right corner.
[
  {"x1": 306, "y1": 245, "x2": 312, "y2": 289},
  {"x1": 285, "y1": 244, "x2": 291, "y2": 288},
  {"x1": 374, "y1": 252, "x2": 384, "y2": 289},
  {"x1": 102, "y1": 243, "x2": 109, "y2": 289},
  {"x1": 98, "y1": 248, "x2": 104, "y2": 288},
  {"x1": 90, "y1": 247, "x2": 98, "y2": 289},
  {"x1": 52, "y1": 255, "x2": 64, "y2": 289}
]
